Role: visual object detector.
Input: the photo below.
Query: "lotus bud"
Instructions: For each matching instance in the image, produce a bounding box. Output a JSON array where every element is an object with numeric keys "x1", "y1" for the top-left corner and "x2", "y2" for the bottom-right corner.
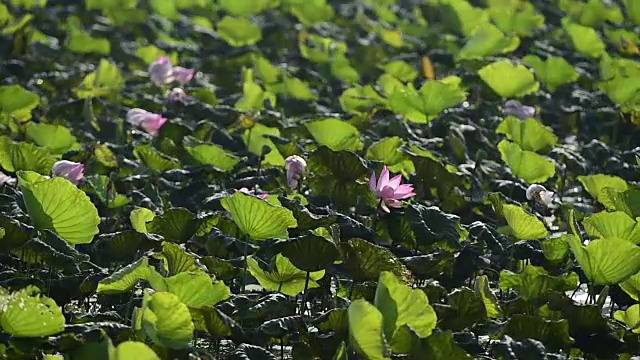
[
  {"x1": 168, "y1": 87, "x2": 189, "y2": 103},
  {"x1": 504, "y1": 100, "x2": 536, "y2": 120},
  {"x1": 126, "y1": 108, "x2": 168, "y2": 136},
  {"x1": 171, "y1": 66, "x2": 195, "y2": 85},
  {"x1": 148, "y1": 57, "x2": 174, "y2": 86},
  {"x1": 285, "y1": 155, "x2": 307, "y2": 189},
  {"x1": 526, "y1": 184, "x2": 557, "y2": 207},
  {"x1": 52, "y1": 160, "x2": 85, "y2": 184},
  {"x1": 0, "y1": 171, "x2": 16, "y2": 186}
]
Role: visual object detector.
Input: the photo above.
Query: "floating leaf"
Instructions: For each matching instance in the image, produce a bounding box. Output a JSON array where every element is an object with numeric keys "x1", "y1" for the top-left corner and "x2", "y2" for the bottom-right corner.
[
  {"x1": 18, "y1": 171, "x2": 100, "y2": 245},
  {"x1": 478, "y1": 60, "x2": 539, "y2": 98}
]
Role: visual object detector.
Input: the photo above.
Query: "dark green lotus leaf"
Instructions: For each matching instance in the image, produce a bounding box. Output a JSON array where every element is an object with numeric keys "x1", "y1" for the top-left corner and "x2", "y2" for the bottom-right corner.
[
  {"x1": 201, "y1": 256, "x2": 241, "y2": 282},
  {"x1": 340, "y1": 238, "x2": 407, "y2": 282},
  {"x1": 435, "y1": 287, "x2": 487, "y2": 331},
  {"x1": 313, "y1": 308, "x2": 348, "y2": 334},
  {"x1": 307, "y1": 146, "x2": 373, "y2": 209},
  {"x1": 94, "y1": 230, "x2": 162, "y2": 264},
  {"x1": 11, "y1": 238, "x2": 80, "y2": 273},
  {"x1": 275, "y1": 230, "x2": 339, "y2": 272},
  {"x1": 411, "y1": 330, "x2": 473, "y2": 360},
  {"x1": 490, "y1": 335, "x2": 548, "y2": 360},
  {"x1": 499, "y1": 314, "x2": 574, "y2": 351},
  {"x1": 227, "y1": 343, "x2": 277, "y2": 360},
  {"x1": 0, "y1": 216, "x2": 33, "y2": 250},
  {"x1": 133, "y1": 144, "x2": 181, "y2": 173},
  {"x1": 146, "y1": 208, "x2": 201, "y2": 243},
  {"x1": 259, "y1": 315, "x2": 306, "y2": 338}
]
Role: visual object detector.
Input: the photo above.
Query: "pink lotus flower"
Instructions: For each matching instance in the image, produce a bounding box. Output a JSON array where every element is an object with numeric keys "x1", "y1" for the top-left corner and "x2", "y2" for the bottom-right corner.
[
  {"x1": 52, "y1": 160, "x2": 84, "y2": 184},
  {"x1": 238, "y1": 187, "x2": 269, "y2": 200},
  {"x1": 126, "y1": 108, "x2": 168, "y2": 136},
  {"x1": 369, "y1": 166, "x2": 416, "y2": 213},
  {"x1": 148, "y1": 57, "x2": 195, "y2": 86},
  {"x1": 285, "y1": 155, "x2": 307, "y2": 189}
]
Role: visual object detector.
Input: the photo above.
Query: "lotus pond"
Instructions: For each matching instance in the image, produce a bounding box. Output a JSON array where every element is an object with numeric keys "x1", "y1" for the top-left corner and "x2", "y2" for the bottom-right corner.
[{"x1": 1, "y1": 0, "x2": 640, "y2": 359}]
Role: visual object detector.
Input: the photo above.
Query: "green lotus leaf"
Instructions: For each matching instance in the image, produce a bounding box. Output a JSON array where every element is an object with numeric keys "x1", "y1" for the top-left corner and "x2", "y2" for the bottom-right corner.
[
  {"x1": 614, "y1": 304, "x2": 640, "y2": 333},
  {"x1": 0, "y1": 84, "x2": 40, "y2": 121},
  {"x1": 0, "y1": 136, "x2": 56, "y2": 174},
  {"x1": 374, "y1": 271, "x2": 437, "y2": 353},
  {"x1": 566, "y1": 235, "x2": 640, "y2": 285},
  {"x1": 561, "y1": 17, "x2": 605, "y2": 58},
  {"x1": 523, "y1": 55, "x2": 579, "y2": 92},
  {"x1": 146, "y1": 208, "x2": 200, "y2": 243},
  {"x1": 339, "y1": 85, "x2": 386, "y2": 114},
  {"x1": 498, "y1": 203, "x2": 549, "y2": 240},
  {"x1": 185, "y1": 143, "x2": 240, "y2": 171},
  {"x1": 499, "y1": 265, "x2": 579, "y2": 300},
  {"x1": 380, "y1": 60, "x2": 418, "y2": 83},
  {"x1": 66, "y1": 16, "x2": 110, "y2": 55},
  {"x1": 277, "y1": 230, "x2": 340, "y2": 272},
  {"x1": 17, "y1": 171, "x2": 100, "y2": 245},
  {"x1": 561, "y1": 0, "x2": 623, "y2": 27},
  {"x1": 154, "y1": 242, "x2": 203, "y2": 276},
  {"x1": 457, "y1": 23, "x2": 520, "y2": 60},
  {"x1": 348, "y1": 299, "x2": 391, "y2": 360},
  {"x1": 489, "y1": 2, "x2": 545, "y2": 37},
  {"x1": 541, "y1": 235, "x2": 571, "y2": 262},
  {"x1": 114, "y1": 341, "x2": 160, "y2": 360},
  {"x1": 289, "y1": 0, "x2": 335, "y2": 26},
  {"x1": 219, "y1": 0, "x2": 274, "y2": 16},
  {"x1": 141, "y1": 291, "x2": 194, "y2": 349},
  {"x1": 97, "y1": 257, "x2": 157, "y2": 294},
  {"x1": 74, "y1": 59, "x2": 124, "y2": 99},
  {"x1": 26, "y1": 123, "x2": 80, "y2": 154},
  {"x1": 496, "y1": 116, "x2": 558, "y2": 153},
  {"x1": 435, "y1": 0, "x2": 489, "y2": 36},
  {"x1": 366, "y1": 137, "x2": 415, "y2": 178},
  {"x1": 478, "y1": 60, "x2": 539, "y2": 98},
  {"x1": 217, "y1": 16, "x2": 262, "y2": 47},
  {"x1": 221, "y1": 192, "x2": 297, "y2": 240},
  {"x1": 0, "y1": 286, "x2": 65, "y2": 337},
  {"x1": 282, "y1": 75, "x2": 317, "y2": 100},
  {"x1": 387, "y1": 78, "x2": 467, "y2": 123},
  {"x1": 133, "y1": 144, "x2": 181, "y2": 173},
  {"x1": 625, "y1": 0, "x2": 640, "y2": 25},
  {"x1": 474, "y1": 275, "x2": 502, "y2": 318},
  {"x1": 243, "y1": 123, "x2": 285, "y2": 166},
  {"x1": 164, "y1": 272, "x2": 230, "y2": 309},
  {"x1": 498, "y1": 140, "x2": 555, "y2": 183},
  {"x1": 599, "y1": 75, "x2": 640, "y2": 109},
  {"x1": 600, "y1": 188, "x2": 640, "y2": 218},
  {"x1": 247, "y1": 254, "x2": 324, "y2": 296},
  {"x1": 305, "y1": 118, "x2": 363, "y2": 152},
  {"x1": 583, "y1": 211, "x2": 640, "y2": 244},
  {"x1": 620, "y1": 272, "x2": 640, "y2": 301},
  {"x1": 577, "y1": 174, "x2": 628, "y2": 205},
  {"x1": 130, "y1": 207, "x2": 156, "y2": 233},
  {"x1": 415, "y1": 331, "x2": 473, "y2": 359}
]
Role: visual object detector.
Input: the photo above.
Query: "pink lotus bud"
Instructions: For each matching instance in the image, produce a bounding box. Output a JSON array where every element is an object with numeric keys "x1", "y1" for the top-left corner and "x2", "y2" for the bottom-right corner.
[
  {"x1": 238, "y1": 187, "x2": 269, "y2": 200},
  {"x1": 126, "y1": 108, "x2": 168, "y2": 136},
  {"x1": 148, "y1": 57, "x2": 174, "y2": 86},
  {"x1": 52, "y1": 160, "x2": 84, "y2": 184},
  {"x1": 369, "y1": 166, "x2": 416, "y2": 213},
  {"x1": 285, "y1": 155, "x2": 307, "y2": 189}
]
